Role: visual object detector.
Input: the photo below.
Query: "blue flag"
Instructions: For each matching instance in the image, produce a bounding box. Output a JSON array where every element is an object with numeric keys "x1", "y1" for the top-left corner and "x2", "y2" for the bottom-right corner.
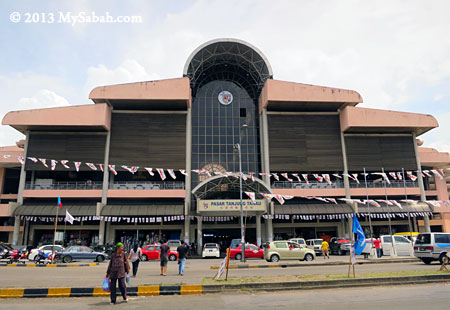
[
  {"x1": 352, "y1": 214, "x2": 366, "y2": 255},
  {"x1": 57, "y1": 196, "x2": 63, "y2": 208}
]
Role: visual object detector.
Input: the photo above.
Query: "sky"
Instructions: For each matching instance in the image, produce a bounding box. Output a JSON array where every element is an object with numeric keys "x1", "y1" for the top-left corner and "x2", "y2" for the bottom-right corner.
[{"x1": 1, "y1": 0, "x2": 449, "y2": 152}]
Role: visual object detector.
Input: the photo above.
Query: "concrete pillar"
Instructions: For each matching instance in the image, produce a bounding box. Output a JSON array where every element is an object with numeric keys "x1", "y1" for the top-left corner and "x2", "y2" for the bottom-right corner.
[
  {"x1": 197, "y1": 217, "x2": 202, "y2": 255},
  {"x1": 23, "y1": 219, "x2": 30, "y2": 245},
  {"x1": 98, "y1": 220, "x2": 105, "y2": 246},
  {"x1": 261, "y1": 108, "x2": 271, "y2": 185},
  {"x1": 101, "y1": 130, "x2": 111, "y2": 205},
  {"x1": 185, "y1": 108, "x2": 192, "y2": 244},
  {"x1": 105, "y1": 221, "x2": 112, "y2": 244},
  {"x1": 266, "y1": 219, "x2": 273, "y2": 241},
  {"x1": 12, "y1": 217, "x2": 21, "y2": 245},
  {"x1": 256, "y1": 214, "x2": 262, "y2": 247},
  {"x1": 412, "y1": 132, "x2": 430, "y2": 232},
  {"x1": 17, "y1": 132, "x2": 30, "y2": 205},
  {"x1": 184, "y1": 214, "x2": 190, "y2": 244}
]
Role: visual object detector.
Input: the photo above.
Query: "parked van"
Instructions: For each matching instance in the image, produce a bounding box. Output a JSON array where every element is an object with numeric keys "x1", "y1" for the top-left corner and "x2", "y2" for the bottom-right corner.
[
  {"x1": 380, "y1": 235, "x2": 413, "y2": 256},
  {"x1": 289, "y1": 238, "x2": 306, "y2": 248},
  {"x1": 394, "y1": 232, "x2": 419, "y2": 243},
  {"x1": 414, "y1": 232, "x2": 450, "y2": 264},
  {"x1": 306, "y1": 239, "x2": 323, "y2": 255}
]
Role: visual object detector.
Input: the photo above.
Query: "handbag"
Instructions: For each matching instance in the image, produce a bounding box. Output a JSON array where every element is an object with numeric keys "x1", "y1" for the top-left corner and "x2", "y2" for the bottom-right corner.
[{"x1": 102, "y1": 277, "x2": 110, "y2": 292}]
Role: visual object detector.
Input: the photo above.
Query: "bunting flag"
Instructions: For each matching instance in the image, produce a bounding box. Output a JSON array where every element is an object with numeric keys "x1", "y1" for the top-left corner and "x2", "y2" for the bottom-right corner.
[
  {"x1": 65, "y1": 209, "x2": 74, "y2": 224},
  {"x1": 281, "y1": 173, "x2": 292, "y2": 182},
  {"x1": 167, "y1": 169, "x2": 177, "y2": 179},
  {"x1": 250, "y1": 172, "x2": 255, "y2": 182},
  {"x1": 314, "y1": 197, "x2": 329, "y2": 203},
  {"x1": 283, "y1": 195, "x2": 294, "y2": 200},
  {"x1": 109, "y1": 165, "x2": 118, "y2": 175},
  {"x1": 145, "y1": 168, "x2": 155, "y2": 176},
  {"x1": 271, "y1": 173, "x2": 279, "y2": 181},
  {"x1": 342, "y1": 173, "x2": 356, "y2": 182},
  {"x1": 327, "y1": 198, "x2": 338, "y2": 204},
  {"x1": 400, "y1": 199, "x2": 417, "y2": 205},
  {"x1": 322, "y1": 174, "x2": 332, "y2": 185},
  {"x1": 406, "y1": 171, "x2": 417, "y2": 181},
  {"x1": 259, "y1": 172, "x2": 270, "y2": 177},
  {"x1": 339, "y1": 198, "x2": 354, "y2": 204},
  {"x1": 366, "y1": 200, "x2": 381, "y2": 207},
  {"x1": 60, "y1": 160, "x2": 70, "y2": 169},
  {"x1": 18, "y1": 155, "x2": 25, "y2": 165},
  {"x1": 180, "y1": 169, "x2": 188, "y2": 176},
  {"x1": 245, "y1": 191, "x2": 256, "y2": 203},
  {"x1": 260, "y1": 193, "x2": 274, "y2": 201},
  {"x1": 352, "y1": 173, "x2": 360, "y2": 184},
  {"x1": 156, "y1": 168, "x2": 166, "y2": 180},
  {"x1": 192, "y1": 169, "x2": 202, "y2": 174},
  {"x1": 372, "y1": 172, "x2": 390, "y2": 184},
  {"x1": 302, "y1": 174, "x2": 309, "y2": 184},
  {"x1": 39, "y1": 158, "x2": 48, "y2": 168},
  {"x1": 214, "y1": 171, "x2": 223, "y2": 176},
  {"x1": 28, "y1": 157, "x2": 38, "y2": 163},
  {"x1": 50, "y1": 159, "x2": 57, "y2": 170},
  {"x1": 397, "y1": 172, "x2": 403, "y2": 180},
  {"x1": 431, "y1": 169, "x2": 444, "y2": 180},
  {"x1": 312, "y1": 174, "x2": 323, "y2": 182},
  {"x1": 425, "y1": 200, "x2": 442, "y2": 207},
  {"x1": 74, "y1": 162, "x2": 81, "y2": 172},
  {"x1": 377, "y1": 200, "x2": 393, "y2": 206},
  {"x1": 86, "y1": 163, "x2": 98, "y2": 171},
  {"x1": 274, "y1": 194, "x2": 285, "y2": 205},
  {"x1": 241, "y1": 173, "x2": 248, "y2": 181},
  {"x1": 332, "y1": 173, "x2": 342, "y2": 179},
  {"x1": 292, "y1": 173, "x2": 301, "y2": 182},
  {"x1": 422, "y1": 170, "x2": 432, "y2": 177},
  {"x1": 389, "y1": 172, "x2": 398, "y2": 180},
  {"x1": 98, "y1": 164, "x2": 104, "y2": 172},
  {"x1": 390, "y1": 200, "x2": 402, "y2": 208}
]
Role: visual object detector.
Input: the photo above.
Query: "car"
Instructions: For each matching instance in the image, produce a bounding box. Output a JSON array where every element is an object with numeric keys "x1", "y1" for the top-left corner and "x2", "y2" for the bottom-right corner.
[
  {"x1": 28, "y1": 245, "x2": 65, "y2": 261},
  {"x1": 264, "y1": 241, "x2": 316, "y2": 262},
  {"x1": 230, "y1": 238, "x2": 242, "y2": 249},
  {"x1": 230, "y1": 244, "x2": 264, "y2": 260},
  {"x1": 394, "y1": 232, "x2": 419, "y2": 243},
  {"x1": 329, "y1": 237, "x2": 351, "y2": 255},
  {"x1": 141, "y1": 244, "x2": 178, "y2": 261},
  {"x1": 0, "y1": 243, "x2": 13, "y2": 259},
  {"x1": 289, "y1": 238, "x2": 306, "y2": 248},
  {"x1": 54, "y1": 246, "x2": 108, "y2": 263},
  {"x1": 202, "y1": 243, "x2": 220, "y2": 258},
  {"x1": 167, "y1": 240, "x2": 181, "y2": 250},
  {"x1": 380, "y1": 235, "x2": 413, "y2": 256},
  {"x1": 414, "y1": 232, "x2": 450, "y2": 264},
  {"x1": 306, "y1": 239, "x2": 324, "y2": 255}
]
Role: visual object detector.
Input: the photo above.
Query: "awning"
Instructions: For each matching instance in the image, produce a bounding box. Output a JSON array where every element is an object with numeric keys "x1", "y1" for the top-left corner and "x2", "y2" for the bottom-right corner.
[
  {"x1": 101, "y1": 205, "x2": 184, "y2": 216},
  {"x1": 14, "y1": 205, "x2": 96, "y2": 216},
  {"x1": 274, "y1": 203, "x2": 433, "y2": 215}
]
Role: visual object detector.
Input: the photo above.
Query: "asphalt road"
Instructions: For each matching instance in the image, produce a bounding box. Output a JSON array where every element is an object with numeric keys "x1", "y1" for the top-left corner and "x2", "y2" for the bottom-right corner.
[
  {"x1": 1, "y1": 283, "x2": 449, "y2": 309},
  {"x1": 0, "y1": 256, "x2": 440, "y2": 288}
]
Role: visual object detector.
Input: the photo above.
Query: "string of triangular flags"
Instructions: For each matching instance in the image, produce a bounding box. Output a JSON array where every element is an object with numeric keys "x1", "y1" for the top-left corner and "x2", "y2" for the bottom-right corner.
[
  {"x1": 10, "y1": 154, "x2": 449, "y2": 182},
  {"x1": 263, "y1": 212, "x2": 433, "y2": 220},
  {"x1": 245, "y1": 191, "x2": 450, "y2": 207},
  {"x1": 15, "y1": 215, "x2": 240, "y2": 223}
]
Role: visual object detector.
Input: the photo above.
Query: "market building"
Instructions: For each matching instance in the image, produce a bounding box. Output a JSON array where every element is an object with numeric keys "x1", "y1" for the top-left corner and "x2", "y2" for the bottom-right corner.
[{"x1": 0, "y1": 38, "x2": 449, "y2": 250}]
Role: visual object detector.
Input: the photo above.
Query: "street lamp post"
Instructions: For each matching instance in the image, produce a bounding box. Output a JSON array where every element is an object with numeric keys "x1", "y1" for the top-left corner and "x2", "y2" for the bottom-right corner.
[{"x1": 235, "y1": 124, "x2": 247, "y2": 262}]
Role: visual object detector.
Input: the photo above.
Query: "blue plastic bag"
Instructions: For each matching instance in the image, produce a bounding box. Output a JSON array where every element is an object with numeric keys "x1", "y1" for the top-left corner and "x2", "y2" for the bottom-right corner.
[
  {"x1": 126, "y1": 274, "x2": 130, "y2": 285},
  {"x1": 102, "y1": 277, "x2": 110, "y2": 292}
]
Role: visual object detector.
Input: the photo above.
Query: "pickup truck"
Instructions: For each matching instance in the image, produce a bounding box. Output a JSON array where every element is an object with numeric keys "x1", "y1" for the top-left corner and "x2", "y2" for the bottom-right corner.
[{"x1": 329, "y1": 237, "x2": 351, "y2": 255}]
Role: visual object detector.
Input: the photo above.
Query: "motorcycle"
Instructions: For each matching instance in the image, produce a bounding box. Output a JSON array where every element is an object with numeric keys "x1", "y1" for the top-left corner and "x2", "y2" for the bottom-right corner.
[
  {"x1": 8, "y1": 249, "x2": 27, "y2": 264},
  {"x1": 34, "y1": 250, "x2": 53, "y2": 264}
]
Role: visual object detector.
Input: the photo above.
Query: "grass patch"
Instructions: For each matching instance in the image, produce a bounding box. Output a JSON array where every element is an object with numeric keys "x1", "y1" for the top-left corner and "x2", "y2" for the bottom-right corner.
[{"x1": 202, "y1": 269, "x2": 450, "y2": 285}]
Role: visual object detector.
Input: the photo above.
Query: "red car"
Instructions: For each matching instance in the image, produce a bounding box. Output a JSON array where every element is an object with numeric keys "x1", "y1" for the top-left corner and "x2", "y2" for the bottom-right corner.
[
  {"x1": 141, "y1": 245, "x2": 178, "y2": 261},
  {"x1": 230, "y1": 244, "x2": 264, "y2": 260}
]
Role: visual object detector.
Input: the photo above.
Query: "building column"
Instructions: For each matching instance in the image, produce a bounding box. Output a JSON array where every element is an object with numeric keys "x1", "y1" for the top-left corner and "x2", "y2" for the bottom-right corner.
[
  {"x1": 98, "y1": 220, "x2": 105, "y2": 246},
  {"x1": 12, "y1": 217, "x2": 21, "y2": 245},
  {"x1": 98, "y1": 129, "x2": 111, "y2": 245},
  {"x1": 23, "y1": 219, "x2": 30, "y2": 245},
  {"x1": 17, "y1": 132, "x2": 30, "y2": 205},
  {"x1": 266, "y1": 219, "x2": 273, "y2": 242},
  {"x1": 197, "y1": 217, "x2": 202, "y2": 255},
  {"x1": 339, "y1": 124, "x2": 354, "y2": 242},
  {"x1": 184, "y1": 107, "x2": 192, "y2": 244},
  {"x1": 412, "y1": 132, "x2": 430, "y2": 232},
  {"x1": 261, "y1": 108, "x2": 271, "y2": 185},
  {"x1": 256, "y1": 214, "x2": 262, "y2": 246}
]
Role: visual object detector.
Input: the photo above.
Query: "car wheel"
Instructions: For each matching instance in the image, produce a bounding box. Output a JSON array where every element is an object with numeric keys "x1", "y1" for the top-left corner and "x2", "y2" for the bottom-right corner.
[
  {"x1": 235, "y1": 253, "x2": 242, "y2": 260},
  {"x1": 270, "y1": 254, "x2": 280, "y2": 262},
  {"x1": 96, "y1": 255, "x2": 105, "y2": 263},
  {"x1": 304, "y1": 254, "x2": 314, "y2": 261},
  {"x1": 421, "y1": 258, "x2": 432, "y2": 265},
  {"x1": 439, "y1": 253, "x2": 448, "y2": 265},
  {"x1": 63, "y1": 256, "x2": 72, "y2": 263},
  {"x1": 169, "y1": 254, "x2": 176, "y2": 261},
  {"x1": 141, "y1": 255, "x2": 148, "y2": 261}
]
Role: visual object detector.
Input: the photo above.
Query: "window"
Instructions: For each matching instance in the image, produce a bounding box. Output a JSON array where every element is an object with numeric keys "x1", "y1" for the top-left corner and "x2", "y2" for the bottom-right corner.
[
  {"x1": 240, "y1": 108, "x2": 246, "y2": 118},
  {"x1": 383, "y1": 236, "x2": 392, "y2": 243},
  {"x1": 275, "y1": 242, "x2": 288, "y2": 248},
  {"x1": 289, "y1": 243, "x2": 300, "y2": 249},
  {"x1": 415, "y1": 233, "x2": 430, "y2": 245},
  {"x1": 249, "y1": 245, "x2": 259, "y2": 250},
  {"x1": 435, "y1": 234, "x2": 450, "y2": 244},
  {"x1": 394, "y1": 236, "x2": 409, "y2": 243}
]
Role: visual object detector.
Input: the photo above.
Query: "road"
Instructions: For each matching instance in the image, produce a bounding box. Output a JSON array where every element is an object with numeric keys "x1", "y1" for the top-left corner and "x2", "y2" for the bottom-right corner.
[
  {"x1": 0, "y1": 257, "x2": 440, "y2": 288},
  {"x1": 1, "y1": 283, "x2": 449, "y2": 309}
]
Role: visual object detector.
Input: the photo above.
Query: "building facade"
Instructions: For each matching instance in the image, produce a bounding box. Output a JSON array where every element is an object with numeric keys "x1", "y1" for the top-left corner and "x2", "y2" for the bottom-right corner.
[{"x1": 1, "y1": 38, "x2": 449, "y2": 250}]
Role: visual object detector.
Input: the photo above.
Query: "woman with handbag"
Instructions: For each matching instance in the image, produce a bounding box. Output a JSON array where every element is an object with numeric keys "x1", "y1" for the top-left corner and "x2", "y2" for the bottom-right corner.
[
  {"x1": 128, "y1": 243, "x2": 142, "y2": 277},
  {"x1": 106, "y1": 242, "x2": 130, "y2": 304}
]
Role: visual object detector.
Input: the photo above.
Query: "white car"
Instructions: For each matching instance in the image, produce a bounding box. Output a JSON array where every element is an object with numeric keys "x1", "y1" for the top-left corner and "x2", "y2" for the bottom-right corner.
[
  {"x1": 289, "y1": 238, "x2": 306, "y2": 248},
  {"x1": 306, "y1": 239, "x2": 324, "y2": 255},
  {"x1": 28, "y1": 245, "x2": 65, "y2": 261},
  {"x1": 202, "y1": 243, "x2": 220, "y2": 258}
]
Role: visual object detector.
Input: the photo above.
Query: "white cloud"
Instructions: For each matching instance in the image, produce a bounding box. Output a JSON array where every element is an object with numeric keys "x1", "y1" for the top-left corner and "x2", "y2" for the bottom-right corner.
[
  {"x1": 18, "y1": 89, "x2": 70, "y2": 110},
  {"x1": 422, "y1": 113, "x2": 450, "y2": 153}
]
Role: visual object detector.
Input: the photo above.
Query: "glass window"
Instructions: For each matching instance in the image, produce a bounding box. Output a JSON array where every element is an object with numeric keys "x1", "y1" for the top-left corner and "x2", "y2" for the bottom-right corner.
[
  {"x1": 275, "y1": 242, "x2": 288, "y2": 249},
  {"x1": 383, "y1": 236, "x2": 392, "y2": 243},
  {"x1": 435, "y1": 234, "x2": 450, "y2": 244},
  {"x1": 394, "y1": 236, "x2": 409, "y2": 243}
]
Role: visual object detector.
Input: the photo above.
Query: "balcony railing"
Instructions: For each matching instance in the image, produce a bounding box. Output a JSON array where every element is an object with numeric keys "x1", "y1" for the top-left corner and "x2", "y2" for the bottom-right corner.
[
  {"x1": 109, "y1": 181, "x2": 185, "y2": 190},
  {"x1": 25, "y1": 181, "x2": 103, "y2": 190},
  {"x1": 271, "y1": 180, "x2": 418, "y2": 189}
]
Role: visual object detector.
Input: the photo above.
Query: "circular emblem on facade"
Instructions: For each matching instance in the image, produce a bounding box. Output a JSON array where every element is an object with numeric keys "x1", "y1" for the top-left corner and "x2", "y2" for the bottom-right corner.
[{"x1": 218, "y1": 91, "x2": 233, "y2": 105}]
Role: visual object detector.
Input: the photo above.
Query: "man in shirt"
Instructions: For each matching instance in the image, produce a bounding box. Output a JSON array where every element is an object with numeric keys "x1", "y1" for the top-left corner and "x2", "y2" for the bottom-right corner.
[
  {"x1": 321, "y1": 240, "x2": 330, "y2": 259},
  {"x1": 374, "y1": 238, "x2": 382, "y2": 258},
  {"x1": 159, "y1": 239, "x2": 170, "y2": 276},
  {"x1": 177, "y1": 240, "x2": 189, "y2": 276}
]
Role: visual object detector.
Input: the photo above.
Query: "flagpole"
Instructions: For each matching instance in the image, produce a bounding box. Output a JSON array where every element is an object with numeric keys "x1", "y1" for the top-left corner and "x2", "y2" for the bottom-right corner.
[
  {"x1": 402, "y1": 168, "x2": 414, "y2": 240},
  {"x1": 52, "y1": 204, "x2": 59, "y2": 264},
  {"x1": 363, "y1": 168, "x2": 374, "y2": 243},
  {"x1": 63, "y1": 209, "x2": 67, "y2": 247},
  {"x1": 382, "y1": 167, "x2": 396, "y2": 256}
]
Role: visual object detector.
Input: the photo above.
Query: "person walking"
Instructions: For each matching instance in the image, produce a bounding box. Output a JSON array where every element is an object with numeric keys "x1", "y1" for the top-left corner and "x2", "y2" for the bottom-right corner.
[
  {"x1": 177, "y1": 240, "x2": 189, "y2": 276},
  {"x1": 159, "y1": 239, "x2": 170, "y2": 276},
  {"x1": 106, "y1": 242, "x2": 130, "y2": 305},
  {"x1": 128, "y1": 243, "x2": 142, "y2": 277},
  {"x1": 321, "y1": 239, "x2": 330, "y2": 259},
  {"x1": 374, "y1": 238, "x2": 382, "y2": 258}
]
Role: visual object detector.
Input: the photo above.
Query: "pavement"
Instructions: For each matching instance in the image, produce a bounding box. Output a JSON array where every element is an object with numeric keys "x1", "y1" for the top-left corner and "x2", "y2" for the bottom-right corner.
[{"x1": 1, "y1": 255, "x2": 448, "y2": 298}]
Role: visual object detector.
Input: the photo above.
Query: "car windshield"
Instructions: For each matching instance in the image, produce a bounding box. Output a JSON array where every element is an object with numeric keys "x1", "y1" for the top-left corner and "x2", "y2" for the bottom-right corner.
[
  {"x1": 205, "y1": 244, "x2": 217, "y2": 248},
  {"x1": 415, "y1": 233, "x2": 431, "y2": 245},
  {"x1": 313, "y1": 240, "x2": 323, "y2": 245}
]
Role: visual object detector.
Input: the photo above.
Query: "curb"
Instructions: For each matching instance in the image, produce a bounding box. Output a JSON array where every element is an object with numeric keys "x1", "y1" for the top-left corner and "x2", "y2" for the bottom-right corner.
[
  {"x1": 1, "y1": 273, "x2": 449, "y2": 298},
  {"x1": 0, "y1": 263, "x2": 99, "y2": 268},
  {"x1": 211, "y1": 258, "x2": 420, "y2": 269}
]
